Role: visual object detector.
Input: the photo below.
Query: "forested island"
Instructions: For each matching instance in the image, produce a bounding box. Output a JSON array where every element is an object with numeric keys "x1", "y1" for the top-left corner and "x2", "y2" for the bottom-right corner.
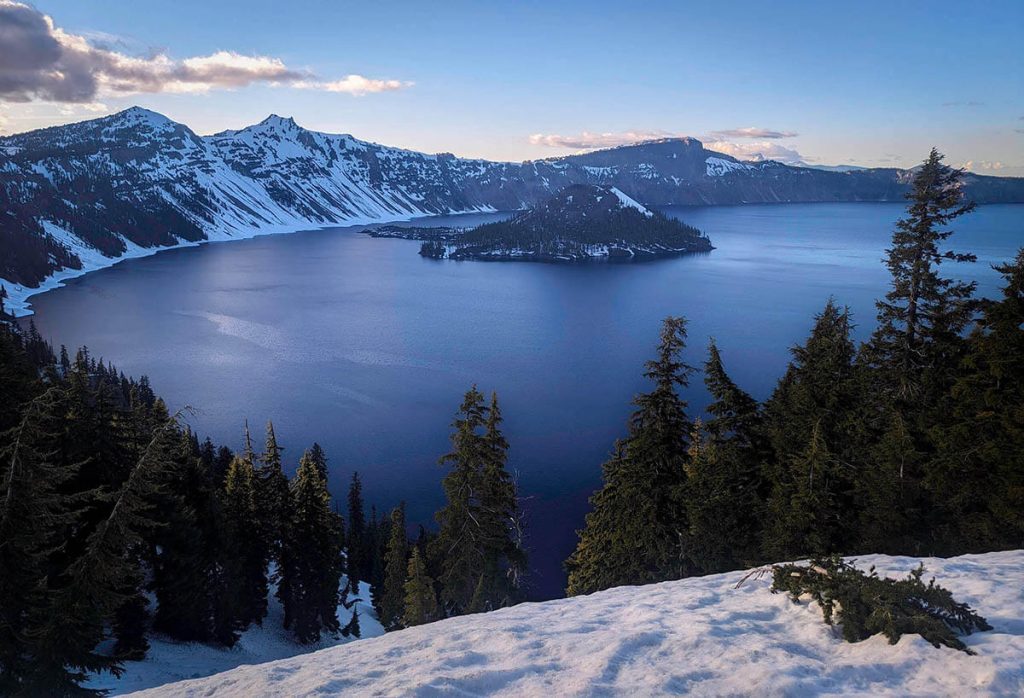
[{"x1": 371, "y1": 184, "x2": 713, "y2": 262}]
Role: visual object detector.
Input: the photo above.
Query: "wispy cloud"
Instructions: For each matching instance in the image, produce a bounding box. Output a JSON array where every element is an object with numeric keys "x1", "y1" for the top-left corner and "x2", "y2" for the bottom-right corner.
[
  {"x1": 294, "y1": 75, "x2": 412, "y2": 96},
  {"x1": 708, "y1": 127, "x2": 798, "y2": 139},
  {"x1": 704, "y1": 140, "x2": 806, "y2": 165},
  {"x1": 961, "y1": 160, "x2": 1006, "y2": 172},
  {"x1": 941, "y1": 100, "x2": 985, "y2": 107},
  {"x1": 0, "y1": 1, "x2": 411, "y2": 102},
  {"x1": 528, "y1": 130, "x2": 680, "y2": 150}
]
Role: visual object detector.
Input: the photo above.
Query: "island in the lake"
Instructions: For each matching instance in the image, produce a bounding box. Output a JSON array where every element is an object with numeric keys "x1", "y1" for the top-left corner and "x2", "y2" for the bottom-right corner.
[{"x1": 369, "y1": 184, "x2": 714, "y2": 262}]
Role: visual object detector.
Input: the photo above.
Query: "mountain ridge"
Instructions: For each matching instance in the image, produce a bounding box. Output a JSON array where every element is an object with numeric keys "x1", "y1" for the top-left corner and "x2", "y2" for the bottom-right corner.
[{"x1": 2, "y1": 107, "x2": 1022, "y2": 315}]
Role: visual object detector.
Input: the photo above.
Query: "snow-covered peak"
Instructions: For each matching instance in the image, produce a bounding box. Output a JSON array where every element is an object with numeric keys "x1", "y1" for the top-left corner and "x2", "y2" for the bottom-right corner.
[
  {"x1": 705, "y1": 156, "x2": 754, "y2": 177},
  {"x1": 609, "y1": 186, "x2": 654, "y2": 216},
  {"x1": 258, "y1": 114, "x2": 299, "y2": 130}
]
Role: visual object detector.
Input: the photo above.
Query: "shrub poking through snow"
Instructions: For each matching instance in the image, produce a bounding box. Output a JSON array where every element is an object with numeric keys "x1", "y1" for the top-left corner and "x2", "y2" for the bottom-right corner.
[{"x1": 771, "y1": 555, "x2": 992, "y2": 654}]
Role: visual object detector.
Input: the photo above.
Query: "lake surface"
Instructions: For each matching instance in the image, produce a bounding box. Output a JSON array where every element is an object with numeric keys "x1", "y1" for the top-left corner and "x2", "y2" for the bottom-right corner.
[{"x1": 25, "y1": 203, "x2": 1023, "y2": 599}]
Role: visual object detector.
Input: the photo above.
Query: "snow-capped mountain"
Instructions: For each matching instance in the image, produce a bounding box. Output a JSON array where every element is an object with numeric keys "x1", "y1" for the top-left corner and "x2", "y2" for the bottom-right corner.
[
  {"x1": 121, "y1": 551, "x2": 1024, "y2": 697},
  {"x1": 2, "y1": 107, "x2": 1022, "y2": 314}
]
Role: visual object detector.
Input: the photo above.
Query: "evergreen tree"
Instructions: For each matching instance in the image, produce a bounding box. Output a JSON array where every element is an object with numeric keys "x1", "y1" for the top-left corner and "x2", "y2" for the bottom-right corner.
[
  {"x1": 402, "y1": 548, "x2": 439, "y2": 627},
  {"x1": 764, "y1": 420, "x2": 842, "y2": 558},
  {"x1": 24, "y1": 409, "x2": 182, "y2": 694},
  {"x1": 0, "y1": 388, "x2": 75, "y2": 693},
  {"x1": 565, "y1": 317, "x2": 694, "y2": 596},
  {"x1": 279, "y1": 449, "x2": 343, "y2": 644},
  {"x1": 476, "y1": 392, "x2": 527, "y2": 609},
  {"x1": 703, "y1": 340, "x2": 761, "y2": 447},
  {"x1": 854, "y1": 410, "x2": 924, "y2": 554},
  {"x1": 346, "y1": 472, "x2": 366, "y2": 593},
  {"x1": 150, "y1": 431, "x2": 224, "y2": 644},
  {"x1": 928, "y1": 249, "x2": 1024, "y2": 551},
  {"x1": 677, "y1": 342, "x2": 765, "y2": 573},
  {"x1": 682, "y1": 419, "x2": 762, "y2": 574},
  {"x1": 307, "y1": 442, "x2": 329, "y2": 483},
  {"x1": 257, "y1": 421, "x2": 291, "y2": 566},
  {"x1": 866, "y1": 148, "x2": 977, "y2": 404},
  {"x1": 761, "y1": 300, "x2": 859, "y2": 560},
  {"x1": 431, "y1": 386, "x2": 488, "y2": 614},
  {"x1": 221, "y1": 453, "x2": 269, "y2": 630},
  {"x1": 379, "y1": 503, "x2": 409, "y2": 630}
]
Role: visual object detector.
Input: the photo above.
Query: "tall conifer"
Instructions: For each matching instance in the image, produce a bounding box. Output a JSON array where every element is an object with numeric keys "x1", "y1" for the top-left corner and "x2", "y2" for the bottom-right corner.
[{"x1": 566, "y1": 317, "x2": 694, "y2": 596}]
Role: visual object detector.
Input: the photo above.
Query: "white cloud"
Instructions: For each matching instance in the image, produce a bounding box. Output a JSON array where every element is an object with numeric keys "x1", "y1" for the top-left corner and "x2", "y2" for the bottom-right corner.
[
  {"x1": 294, "y1": 75, "x2": 413, "y2": 96},
  {"x1": 0, "y1": 1, "x2": 411, "y2": 102},
  {"x1": 708, "y1": 127, "x2": 798, "y2": 139},
  {"x1": 528, "y1": 130, "x2": 680, "y2": 150},
  {"x1": 704, "y1": 140, "x2": 807, "y2": 164},
  {"x1": 962, "y1": 160, "x2": 1006, "y2": 172}
]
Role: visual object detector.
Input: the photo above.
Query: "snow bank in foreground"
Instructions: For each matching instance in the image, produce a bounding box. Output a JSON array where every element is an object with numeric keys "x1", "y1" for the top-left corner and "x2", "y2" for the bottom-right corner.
[
  {"x1": 88, "y1": 581, "x2": 382, "y2": 695},
  {"x1": 128, "y1": 551, "x2": 1024, "y2": 696}
]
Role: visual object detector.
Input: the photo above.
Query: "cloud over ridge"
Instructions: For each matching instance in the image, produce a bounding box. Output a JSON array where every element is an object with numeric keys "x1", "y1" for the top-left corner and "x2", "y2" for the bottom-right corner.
[{"x1": 0, "y1": 1, "x2": 410, "y2": 102}]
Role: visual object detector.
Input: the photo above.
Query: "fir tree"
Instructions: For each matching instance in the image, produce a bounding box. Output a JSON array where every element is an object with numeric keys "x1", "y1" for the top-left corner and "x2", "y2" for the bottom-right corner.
[
  {"x1": 764, "y1": 420, "x2": 842, "y2": 558},
  {"x1": 854, "y1": 410, "x2": 924, "y2": 554},
  {"x1": 280, "y1": 449, "x2": 343, "y2": 644},
  {"x1": 866, "y1": 148, "x2": 977, "y2": 404},
  {"x1": 703, "y1": 339, "x2": 761, "y2": 447},
  {"x1": 379, "y1": 503, "x2": 409, "y2": 630},
  {"x1": 346, "y1": 472, "x2": 366, "y2": 593},
  {"x1": 221, "y1": 453, "x2": 269, "y2": 630},
  {"x1": 431, "y1": 386, "x2": 489, "y2": 614},
  {"x1": 682, "y1": 420, "x2": 762, "y2": 574},
  {"x1": 307, "y1": 442, "x2": 329, "y2": 483},
  {"x1": 150, "y1": 431, "x2": 223, "y2": 644},
  {"x1": 928, "y1": 249, "x2": 1024, "y2": 551},
  {"x1": 257, "y1": 421, "x2": 291, "y2": 566},
  {"x1": 566, "y1": 316, "x2": 694, "y2": 596},
  {"x1": 476, "y1": 392, "x2": 527, "y2": 609},
  {"x1": 761, "y1": 300, "x2": 859, "y2": 560},
  {"x1": 402, "y1": 548, "x2": 439, "y2": 627},
  {"x1": 0, "y1": 388, "x2": 75, "y2": 693},
  {"x1": 25, "y1": 408, "x2": 183, "y2": 694}
]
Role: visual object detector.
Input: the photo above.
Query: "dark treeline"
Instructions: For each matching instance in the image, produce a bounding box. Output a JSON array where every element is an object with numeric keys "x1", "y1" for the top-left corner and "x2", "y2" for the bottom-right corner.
[
  {"x1": 0, "y1": 307, "x2": 526, "y2": 694},
  {"x1": 566, "y1": 150, "x2": 1024, "y2": 596}
]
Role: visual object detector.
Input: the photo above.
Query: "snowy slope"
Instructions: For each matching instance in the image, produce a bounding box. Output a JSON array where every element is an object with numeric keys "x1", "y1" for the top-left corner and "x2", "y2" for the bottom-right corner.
[
  {"x1": 127, "y1": 551, "x2": 1024, "y2": 697},
  {"x1": 87, "y1": 581, "x2": 383, "y2": 695}
]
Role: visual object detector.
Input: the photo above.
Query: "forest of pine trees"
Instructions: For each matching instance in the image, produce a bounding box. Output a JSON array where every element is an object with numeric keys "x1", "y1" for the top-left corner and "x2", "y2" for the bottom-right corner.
[
  {"x1": 0, "y1": 312, "x2": 526, "y2": 692},
  {"x1": 566, "y1": 150, "x2": 1023, "y2": 595},
  {"x1": 0, "y1": 148, "x2": 1020, "y2": 692}
]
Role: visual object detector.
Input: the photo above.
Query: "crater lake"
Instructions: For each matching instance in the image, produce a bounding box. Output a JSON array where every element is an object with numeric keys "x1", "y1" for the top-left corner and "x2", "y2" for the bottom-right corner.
[{"x1": 23, "y1": 202, "x2": 1023, "y2": 599}]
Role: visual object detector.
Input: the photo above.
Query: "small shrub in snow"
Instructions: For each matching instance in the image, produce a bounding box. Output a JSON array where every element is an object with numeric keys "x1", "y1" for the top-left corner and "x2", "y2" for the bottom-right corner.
[{"x1": 771, "y1": 555, "x2": 992, "y2": 654}]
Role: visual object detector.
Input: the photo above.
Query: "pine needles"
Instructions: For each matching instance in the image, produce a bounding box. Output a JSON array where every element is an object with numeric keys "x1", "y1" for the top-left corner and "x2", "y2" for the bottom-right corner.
[{"x1": 771, "y1": 555, "x2": 992, "y2": 654}]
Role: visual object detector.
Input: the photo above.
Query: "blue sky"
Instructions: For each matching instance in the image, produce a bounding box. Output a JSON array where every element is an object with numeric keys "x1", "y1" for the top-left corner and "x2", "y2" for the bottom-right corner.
[{"x1": 2, "y1": 0, "x2": 1022, "y2": 173}]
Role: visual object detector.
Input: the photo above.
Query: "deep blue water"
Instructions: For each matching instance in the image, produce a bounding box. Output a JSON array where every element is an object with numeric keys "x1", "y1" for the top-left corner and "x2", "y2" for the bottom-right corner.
[{"x1": 25, "y1": 203, "x2": 1023, "y2": 599}]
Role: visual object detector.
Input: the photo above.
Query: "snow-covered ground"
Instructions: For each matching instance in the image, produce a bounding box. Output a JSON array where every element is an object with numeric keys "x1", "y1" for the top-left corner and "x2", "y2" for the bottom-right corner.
[
  {"x1": 87, "y1": 581, "x2": 383, "y2": 695},
  {"x1": 126, "y1": 551, "x2": 1024, "y2": 696}
]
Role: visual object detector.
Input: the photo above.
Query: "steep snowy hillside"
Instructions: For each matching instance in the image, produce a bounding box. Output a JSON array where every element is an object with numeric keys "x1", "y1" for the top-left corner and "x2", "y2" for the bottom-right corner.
[
  {"x1": 2, "y1": 108, "x2": 1023, "y2": 315},
  {"x1": 87, "y1": 581, "x2": 383, "y2": 695},
  {"x1": 129, "y1": 551, "x2": 1024, "y2": 697}
]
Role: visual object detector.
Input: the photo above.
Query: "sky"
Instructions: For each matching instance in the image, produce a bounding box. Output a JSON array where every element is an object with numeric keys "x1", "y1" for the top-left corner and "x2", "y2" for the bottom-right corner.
[{"x1": 1, "y1": 0, "x2": 1022, "y2": 174}]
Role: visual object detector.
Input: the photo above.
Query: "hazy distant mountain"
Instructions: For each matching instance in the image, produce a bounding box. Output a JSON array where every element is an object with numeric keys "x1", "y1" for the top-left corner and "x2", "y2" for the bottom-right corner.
[
  {"x1": 2, "y1": 108, "x2": 1022, "y2": 303},
  {"x1": 415, "y1": 183, "x2": 713, "y2": 262},
  {"x1": 794, "y1": 163, "x2": 869, "y2": 172}
]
